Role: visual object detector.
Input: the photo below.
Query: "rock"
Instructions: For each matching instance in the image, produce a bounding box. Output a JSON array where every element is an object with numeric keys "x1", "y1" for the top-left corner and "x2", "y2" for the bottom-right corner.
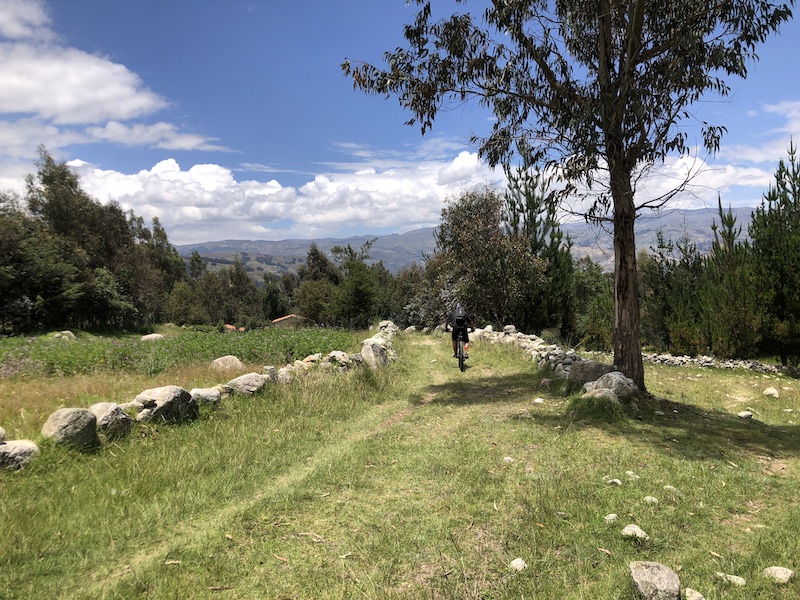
[
  {"x1": 604, "y1": 513, "x2": 619, "y2": 523},
  {"x1": 140, "y1": 333, "x2": 164, "y2": 341},
  {"x1": 762, "y1": 566, "x2": 794, "y2": 584},
  {"x1": 715, "y1": 572, "x2": 746, "y2": 586},
  {"x1": 626, "y1": 470, "x2": 641, "y2": 480},
  {"x1": 622, "y1": 524, "x2": 650, "y2": 541},
  {"x1": 539, "y1": 378, "x2": 552, "y2": 390},
  {"x1": 277, "y1": 367, "x2": 293, "y2": 383},
  {"x1": 533, "y1": 397, "x2": 545, "y2": 404},
  {"x1": 89, "y1": 402, "x2": 132, "y2": 440},
  {"x1": 607, "y1": 478, "x2": 623, "y2": 486},
  {"x1": 212, "y1": 355, "x2": 245, "y2": 371},
  {"x1": 0, "y1": 439, "x2": 39, "y2": 470},
  {"x1": 629, "y1": 561, "x2": 680, "y2": 600},
  {"x1": 227, "y1": 373, "x2": 268, "y2": 395},
  {"x1": 53, "y1": 330, "x2": 77, "y2": 341},
  {"x1": 581, "y1": 388, "x2": 621, "y2": 405},
  {"x1": 568, "y1": 360, "x2": 615, "y2": 385},
  {"x1": 503, "y1": 456, "x2": 515, "y2": 464},
  {"x1": 404, "y1": 326, "x2": 417, "y2": 333},
  {"x1": 585, "y1": 371, "x2": 639, "y2": 398},
  {"x1": 683, "y1": 589, "x2": 705, "y2": 600},
  {"x1": 509, "y1": 557, "x2": 527, "y2": 571},
  {"x1": 134, "y1": 386, "x2": 198, "y2": 423},
  {"x1": 643, "y1": 496, "x2": 659, "y2": 504},
  {"x1": 737, "y1": 411, "x2": 754, "y2": 419},
  {"x1": 263, "y1": 366, "x2": 278, "y2": 381},
  {"x1": 41, "y1": 408, "x2": 98, "y2": 449},
  {"x1": 503, "y1": 325, "x2": 518, "y2": 334},
  {"x1": 190, "y1": 388, "x2": 222, "y2": 407},
  {"x1": 361, "y1": 342, "x2": 388, "y2": 369},
  {"x1": 763, "y1": 387, "x2": 779, "y2": 398}
]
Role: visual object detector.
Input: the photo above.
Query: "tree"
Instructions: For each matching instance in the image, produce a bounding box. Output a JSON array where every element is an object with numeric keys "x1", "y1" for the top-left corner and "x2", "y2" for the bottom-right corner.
[
  {"x1": 749, "y1": 142, "x2": 800, "y2": 366},
  {"x1": 344, "y1": 0, "x2": 792, "y2": 390},
  {"x1": 436, "y1": 186, "x2": 546, "y2": 327},
  {"x1": 701, "y1": 198, "x2": 761, "y2": 358},
  {"x1": 504, "y1": 170, "x2": 574, "y2": 336}
]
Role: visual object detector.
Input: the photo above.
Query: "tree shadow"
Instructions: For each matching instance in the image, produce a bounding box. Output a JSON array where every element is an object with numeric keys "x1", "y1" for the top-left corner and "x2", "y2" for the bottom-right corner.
[{"x1": 421, "y1": 371, "x2": 800, "y2": 462}]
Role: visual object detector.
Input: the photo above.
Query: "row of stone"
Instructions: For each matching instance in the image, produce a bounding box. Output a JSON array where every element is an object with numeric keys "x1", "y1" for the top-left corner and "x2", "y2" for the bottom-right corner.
[{"x1": 0, "y1": 321, "x2": 398, "y2": 471}]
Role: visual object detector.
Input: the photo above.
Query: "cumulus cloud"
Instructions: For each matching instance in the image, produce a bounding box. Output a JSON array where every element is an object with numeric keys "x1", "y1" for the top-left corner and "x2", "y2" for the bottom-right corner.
[
  {"x1": 0, "y1": 0, "x2": 227, "y2": 172},
  {"x1": 0, "y1": 0, "x2": 53, "y2": 41},
  {"x1": 65, "y1": 149, "x2": 503, "y2": 245}
]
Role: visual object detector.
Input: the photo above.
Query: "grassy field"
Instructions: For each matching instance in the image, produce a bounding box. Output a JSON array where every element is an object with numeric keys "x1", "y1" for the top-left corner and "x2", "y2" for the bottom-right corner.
[{"x1": 1, "y1": 330, "x2": 799, "y2": 598}]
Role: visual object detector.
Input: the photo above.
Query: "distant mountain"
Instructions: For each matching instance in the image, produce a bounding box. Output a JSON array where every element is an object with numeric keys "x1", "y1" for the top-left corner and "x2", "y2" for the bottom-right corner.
[{"x1": 175, "y1": 207, "x2": 756, "y2": 277}]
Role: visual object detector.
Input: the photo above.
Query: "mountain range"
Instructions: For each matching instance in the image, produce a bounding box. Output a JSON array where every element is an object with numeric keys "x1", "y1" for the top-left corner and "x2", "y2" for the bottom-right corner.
[{"x1": 175, "y1": 206, "x2": 756, "y2": 277}]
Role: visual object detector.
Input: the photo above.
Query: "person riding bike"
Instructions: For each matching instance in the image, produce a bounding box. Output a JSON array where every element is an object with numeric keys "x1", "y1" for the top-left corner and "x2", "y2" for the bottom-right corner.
[{"x1": 445, "y1": 303, "x2": 474, "y2": 359}]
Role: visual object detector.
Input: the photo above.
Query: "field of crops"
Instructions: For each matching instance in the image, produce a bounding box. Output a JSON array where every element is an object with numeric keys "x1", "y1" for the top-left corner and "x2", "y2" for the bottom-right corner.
[{"x1": 0, "y1": 327, "x2": 359, "y2": 378}]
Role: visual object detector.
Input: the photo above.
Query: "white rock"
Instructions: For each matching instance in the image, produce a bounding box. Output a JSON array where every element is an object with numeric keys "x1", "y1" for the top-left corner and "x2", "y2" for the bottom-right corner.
[
  {"x1": 621, "y1": 524, "x2": 650, "y2": 541},
  {"x1": 607, "y1": 478, "x2": 623, "y2": 486},
  {"x1": 212, "y1": 355, "x2": 245, "y2": 371},
  {"x1": 715, "y1": 572, "x2": 746, "y2": 586},
  {"x1": 763, "y1": 566, "x2": 794, "y2": 583},
  {"x1": 654, "y1": 410, "x2": 665, "y2": 416},
  {"x1": 737, "y1": 411, "x2": 753, "y2": 419},
  {"x1": 684, "y1": 588, "x2": 706, "y2": 600},
  {"x1": 663, "y1": 485, "x2": 680, "y2": 494},
  {"x1": 510, "y1": 558, "x2": 527, "y2": 571},
  {"x1": 625, "y1": 470, "x2": 640, "y2": 480},
  {"x1": 604, "y1": 513, "x2": 618, "y2": 523},
  {"x1": 533, "y1": 397, "x2": 545, "y2": 404},
  {"x1": 763, "y1": 387, "x2": 779, "y2": 398},
  {"x1": 503, "y1": 456, "x2": 515, "y2": 464},
  {"x1": 141, "y1": 333, "x2": 165, "y2": 341},
  {"x1": 643, "y1": 496, "x2": 659, "y2": 504}
]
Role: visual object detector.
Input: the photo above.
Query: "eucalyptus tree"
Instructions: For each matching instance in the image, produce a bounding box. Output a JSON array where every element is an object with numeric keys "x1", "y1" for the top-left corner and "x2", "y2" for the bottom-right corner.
[{"x1": 344, "y1": 0, "x2": 793, "y2": 389}]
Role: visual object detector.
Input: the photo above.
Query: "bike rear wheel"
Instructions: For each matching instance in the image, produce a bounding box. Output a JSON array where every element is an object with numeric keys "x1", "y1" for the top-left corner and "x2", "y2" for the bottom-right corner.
[{"x1": 457, "y1": 339, "x2": 465, "y2": 372}]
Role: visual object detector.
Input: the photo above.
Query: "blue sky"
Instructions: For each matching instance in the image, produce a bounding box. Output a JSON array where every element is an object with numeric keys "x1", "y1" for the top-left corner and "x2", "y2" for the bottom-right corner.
[{"x1": 1, "y1": 0, "x2": 799, "y2": 245}]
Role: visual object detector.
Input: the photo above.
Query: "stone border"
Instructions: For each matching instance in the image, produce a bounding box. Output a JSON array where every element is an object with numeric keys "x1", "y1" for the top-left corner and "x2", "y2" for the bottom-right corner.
[{"x1": 1, "y1": 321, "x2": 399, "y2": 471}]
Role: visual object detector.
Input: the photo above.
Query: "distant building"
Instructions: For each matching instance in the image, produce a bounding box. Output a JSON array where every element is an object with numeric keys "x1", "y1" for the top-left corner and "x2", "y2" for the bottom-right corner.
[{"x1": 271, "y1": 314, "x2": 311, "y2": 329}]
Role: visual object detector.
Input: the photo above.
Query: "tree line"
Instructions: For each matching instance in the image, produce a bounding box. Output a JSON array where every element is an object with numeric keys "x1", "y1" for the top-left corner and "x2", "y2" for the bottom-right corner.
[{"x1": 3, "y1": 144, "x2": 798, "y2": 370}]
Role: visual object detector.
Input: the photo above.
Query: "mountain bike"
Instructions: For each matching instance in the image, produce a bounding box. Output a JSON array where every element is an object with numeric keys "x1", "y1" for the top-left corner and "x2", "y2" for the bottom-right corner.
[{"x1": 455, "y1": 327, "x2": 468, "y2": 372}]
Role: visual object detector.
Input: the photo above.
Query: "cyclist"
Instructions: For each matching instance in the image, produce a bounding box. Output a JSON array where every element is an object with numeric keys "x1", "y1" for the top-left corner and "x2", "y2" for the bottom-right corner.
[{"x1": 445, "y1": 302, "x2": 474, "y2": 359}]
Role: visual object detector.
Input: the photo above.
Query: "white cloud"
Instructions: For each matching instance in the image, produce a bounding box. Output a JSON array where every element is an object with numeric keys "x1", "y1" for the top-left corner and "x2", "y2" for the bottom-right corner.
[
  {"x1": 0, "y1": 0, "x2": 227, "y2": 170},
  {"x1": 0, "y1": 44, "x2": 166, "y2": 125},
  {"x1": 0, "y1": 0, "x2": 53, "y2": 41}
]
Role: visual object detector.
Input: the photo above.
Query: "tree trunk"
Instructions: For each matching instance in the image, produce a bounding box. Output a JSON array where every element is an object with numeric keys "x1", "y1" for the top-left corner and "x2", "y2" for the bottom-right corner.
[{"x1": 611, "y1": 168, "x2": 646, "y2": 391}]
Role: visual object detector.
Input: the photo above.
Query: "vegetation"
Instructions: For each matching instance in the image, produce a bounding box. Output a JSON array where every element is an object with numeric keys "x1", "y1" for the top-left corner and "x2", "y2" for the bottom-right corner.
[
  {"x1": 344, "y1": 0, "x2": 793, "y2": 391},
  {"x1": 3, "y1": 333, "x2": 800, "y2": 598}
]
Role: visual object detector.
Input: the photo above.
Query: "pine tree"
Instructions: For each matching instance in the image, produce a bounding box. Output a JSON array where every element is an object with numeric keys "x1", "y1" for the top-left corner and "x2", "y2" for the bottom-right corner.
[{"x1": 749, "y1": 142, "x2": 800, "y2": 366}]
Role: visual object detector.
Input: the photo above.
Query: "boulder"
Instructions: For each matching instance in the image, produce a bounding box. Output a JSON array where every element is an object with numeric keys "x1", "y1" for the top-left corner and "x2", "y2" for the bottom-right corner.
[
  {"x1": 568, "y1": 360, "x2": 616, "y2": 386},
  {"x1": 581, "y1": 388, "x2": 621, "y2": 405},
  {"x1": 277, "y1": 366, "x2": 294, "y2": 383},
  {"x1": 140, "y1": 333, "x2": 165, "y2": 341},
  {"x1": 226, "y1": 372, "x2": 268, "y2": 395},
  {"x1": 53, "y1": 330, "x2": 77, "y2": 341},
  {"x1": 135, "y1": 386, "x2": 198, "y2": 423},
  {"x1": 585, "y1": 371, "x2": 639, "y2": 398},
  {"x1": 190, "y1": 388, "x2": 222, "y2": 407},
  {"x1": 212, "y1": 355, "x2": 245, "y2": 371},
  {"x1": 89, "y1": 402, "x2": 133, "y2": 440},
  {"x1": 41, "y1": 408, "x2": 99, "y2": 449},
  {"x1": 0, "y1": 439, "x2": 39, "y2": 470},
  {"x1": 628, "y1": 561, "x2": 680, "y2": 600},
  {"x1": 361, "y1": 341, "x2": 388, "y2": 369}
]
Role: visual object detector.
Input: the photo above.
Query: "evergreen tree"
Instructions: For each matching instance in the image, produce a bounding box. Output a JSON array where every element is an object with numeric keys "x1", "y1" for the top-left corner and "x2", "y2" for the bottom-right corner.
[
  {"x1": 701, "y1": 198, "x2": 761, "y2": 358},
  {"x1": 749, "y1": 142, "x2": 800, "y2": 365}
]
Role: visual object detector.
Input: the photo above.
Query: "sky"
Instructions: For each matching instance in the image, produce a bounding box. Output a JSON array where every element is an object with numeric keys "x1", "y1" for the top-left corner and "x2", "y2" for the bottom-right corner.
[{"x1": 1, "y1": 0, "x2": 799, "y2": 246}]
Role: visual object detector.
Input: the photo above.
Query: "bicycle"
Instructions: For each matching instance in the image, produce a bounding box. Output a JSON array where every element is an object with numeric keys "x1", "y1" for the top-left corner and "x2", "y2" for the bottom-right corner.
[{"x1": 455, "y1": 327, "x2": 468, "y2": 372}]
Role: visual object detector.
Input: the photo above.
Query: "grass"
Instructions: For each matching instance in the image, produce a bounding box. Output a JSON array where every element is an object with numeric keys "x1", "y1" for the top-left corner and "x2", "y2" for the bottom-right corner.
[{"x1": 1, "y1": 331, "x2": 800, "y2": 598}]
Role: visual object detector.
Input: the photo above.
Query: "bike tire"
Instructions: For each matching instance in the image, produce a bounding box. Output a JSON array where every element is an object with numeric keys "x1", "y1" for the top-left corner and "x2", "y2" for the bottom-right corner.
[{"x1": 458, "y1": 340, "x2": 465, "y2": 372}]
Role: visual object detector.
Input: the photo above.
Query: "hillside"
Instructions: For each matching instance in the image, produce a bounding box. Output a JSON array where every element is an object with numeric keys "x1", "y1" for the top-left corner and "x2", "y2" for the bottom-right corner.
[{"x1": 175, "y1": 206, "x2": 755, "y2": 276}]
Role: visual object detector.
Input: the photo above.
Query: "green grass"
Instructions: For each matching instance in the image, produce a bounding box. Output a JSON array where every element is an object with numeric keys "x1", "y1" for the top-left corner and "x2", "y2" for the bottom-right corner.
[{"x1": 2, "y1": 332, "x2": 800, "y2": 598}]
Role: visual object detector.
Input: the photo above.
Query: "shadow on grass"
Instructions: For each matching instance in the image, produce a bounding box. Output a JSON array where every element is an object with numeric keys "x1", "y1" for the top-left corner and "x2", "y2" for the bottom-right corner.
[{"x1": 421, "y1": 371, "x2": 800, "y2": 462}]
